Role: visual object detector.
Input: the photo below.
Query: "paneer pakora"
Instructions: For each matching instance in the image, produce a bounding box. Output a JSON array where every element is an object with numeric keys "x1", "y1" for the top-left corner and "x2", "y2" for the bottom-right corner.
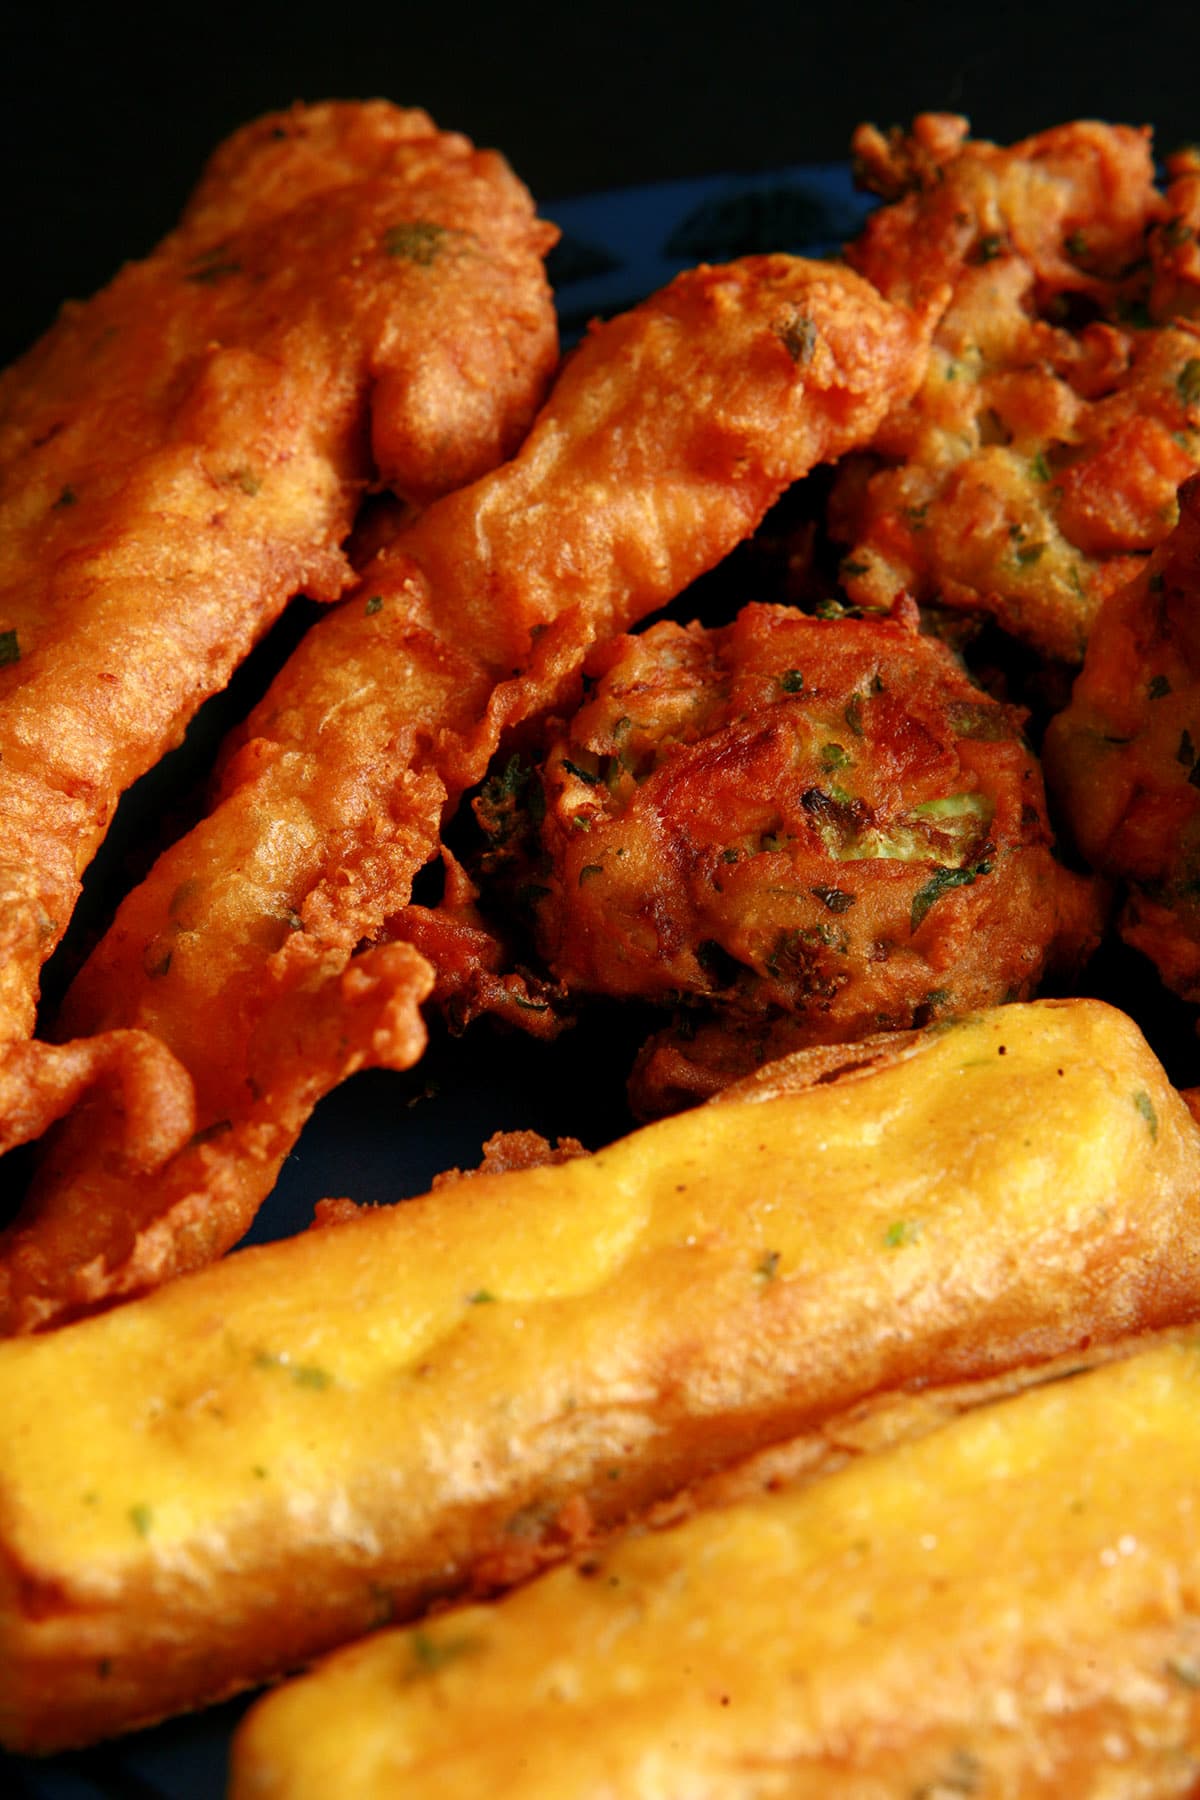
[
  {"x1": 230, "y1": 1334, "x2": 1200, "y2": 1800},
  {"x1": 1, "y1": 1000, "x2": 1194, "y2": 1751}
]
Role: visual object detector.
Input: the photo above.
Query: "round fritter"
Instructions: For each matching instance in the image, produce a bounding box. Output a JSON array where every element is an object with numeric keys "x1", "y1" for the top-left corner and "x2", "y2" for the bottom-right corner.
[
  {"x1": 481, "y1": 599, "x2": 1099, "y2": 1106},
  {"x1": 1044, "y1": 473, "x2": 1200, "y2": 1004},
  {"x1": 830, "y1": 115, "x2": 1200, "y2": 663}
]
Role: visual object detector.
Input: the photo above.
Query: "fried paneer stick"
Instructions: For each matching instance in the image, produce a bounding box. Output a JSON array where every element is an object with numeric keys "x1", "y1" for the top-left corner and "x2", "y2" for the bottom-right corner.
[
  {"x1": 830, "y1": 114, "x2": 1200, "y2": 662},
  {"x1": 0, "y1": 98, "x2": 558, "y2": 1154},
  {"x1": 1, "y1": 999, "x2": 1197, "y2": 1750},
  {"x1": 474, "y1": 595, "x2": 1099, "y2": 1112},
  {"x1": 1, "y1": 254, "x2": 935, "y2": 1334},
  {"x1": 1045, "y1": 473, "x2": 1200, "y2": 1003},
  {"x1": 230, "y1": 1334, "x2": 1200, "y2": 1800}
]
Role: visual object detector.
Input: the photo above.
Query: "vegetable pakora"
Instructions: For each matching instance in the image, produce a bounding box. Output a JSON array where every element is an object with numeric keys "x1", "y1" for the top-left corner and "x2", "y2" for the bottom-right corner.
[
  {"x1": 479, "y1": 596, "x2": 1099, "y2": 1110},
  {"x1": 1045, "y1": 472, "x2": 1200, "y2": 1004},
  {"x1": 830, "y1": 115, "x2": 1200, "y2": 663}
]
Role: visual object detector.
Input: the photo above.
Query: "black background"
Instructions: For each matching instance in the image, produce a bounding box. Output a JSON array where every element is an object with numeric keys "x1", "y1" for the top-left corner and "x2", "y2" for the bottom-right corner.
[{"x1": 3, "y1": 0, "x2": 1198, "y2": 366}]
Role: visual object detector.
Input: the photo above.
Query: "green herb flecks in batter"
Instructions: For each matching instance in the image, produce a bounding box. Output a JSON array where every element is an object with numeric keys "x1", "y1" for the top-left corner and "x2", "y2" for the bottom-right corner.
[
  {"x1": 383, "y1": 221, "x2": 458, "y2": 265},
  {"x1": 910, "y1": 860, "x2": 992, "y2": 931},
  {"x1": 1133, "y1": 1090, "x2": 1159, "y2": 1140},
  {"x1": 774, "y1": 310, "x2": 817, "y2": 365},
  {"x1": 403, "y1": 1629, "x2": 485, "y2": 1681},
  {"x1": 1177, "y1": 359, "x2": 1200, "y2": 409}
]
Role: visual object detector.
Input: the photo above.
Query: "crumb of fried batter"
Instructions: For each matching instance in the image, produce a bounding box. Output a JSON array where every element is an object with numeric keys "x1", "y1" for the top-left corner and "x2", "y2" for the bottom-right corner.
[{"x1": 432, "y1": 1129, "x2": 590, "y2": 1187}]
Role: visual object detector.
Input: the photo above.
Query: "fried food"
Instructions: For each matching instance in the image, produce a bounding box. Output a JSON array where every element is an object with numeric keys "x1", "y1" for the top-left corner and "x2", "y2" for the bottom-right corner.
[
  {"x1": 0, "y1": 99, "x2": 559, "y2": 1150},
  {"x1": 829, "y1": 115, "x2": 1200, "y2": 662},
  {"x1": 478, "y1": 595, "x2": 1099, "y2": 1110},
  {"x1": 0, "y1": 999, "x2": 1196, "y2": 1750},
  {"x1": 1, "y1": 254, "x2": 935, "y2": 1334},
  {"x1": 1044, "y1": 473, "x2": 1200, "y2": 1003},
  {"x1": 229, "y1": 1334, "x2": 1200, "y2": 1800}
]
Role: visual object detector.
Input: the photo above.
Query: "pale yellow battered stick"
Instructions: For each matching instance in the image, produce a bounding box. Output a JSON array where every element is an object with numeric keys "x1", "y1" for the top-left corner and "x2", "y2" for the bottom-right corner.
[
  {"x1": 5, "y1": 253, "x2": 936, "y2": 1334},
  {"x1": 231, "y1": 1335, "x2": 1200, "y2": 1799},
  {"x1": 0, "y1": 97, "x2": 558, "y2": 1157},
  {"x1": 1, "y1": 999, "x2": 1199, "y2": 1751}
]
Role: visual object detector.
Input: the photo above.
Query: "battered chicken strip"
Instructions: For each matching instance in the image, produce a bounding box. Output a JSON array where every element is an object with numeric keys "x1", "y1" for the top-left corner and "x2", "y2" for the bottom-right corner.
[
  {"x1": 473, "y1": 594, "x2": 1099, "y2": 1112},
  {"x1": 1045, "y1": 474, "x2": 1200, "y2": 1003},
  {"x1": 0, "y1": 98, "x2": 559, "y2": 1154},
  {"x1": 1, "y1": 1000, "x2": 1197, "y2": 1750},
  {"x1": 4, "y1": 255, "x2": 935, "y2": 1333},
  {"x1": 830, "y1": 114, "x2": 1200, "y2": 662},
  {"x1": 230, "y1": 1334, "x2": 1200, "y2": 1800}
]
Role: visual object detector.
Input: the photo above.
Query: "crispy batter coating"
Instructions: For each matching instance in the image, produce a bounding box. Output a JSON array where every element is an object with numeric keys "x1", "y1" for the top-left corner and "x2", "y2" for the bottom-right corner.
[
  {"x1": 0, "y1": 99, "x2": 558, "y2": 1147},
  {"x1": 484, "y1": 596, "x2": 1098, "y2": 1110},
  {"x1": 0, "y1": 1000, "x2": 1197, "y2": 1749},
  {"x1": 1045, "y1": 473, "x2": 1200, "y2": 1003},
  {"x1": 229, "y1": 1336, "x2": 1200, "y2": 1800},
  {"x1": 0, "y1": 256, "x2": 935, "y2": 1333},
  {"x1": 830, "y1": 115, "x2": 1200, "y2": 662}
]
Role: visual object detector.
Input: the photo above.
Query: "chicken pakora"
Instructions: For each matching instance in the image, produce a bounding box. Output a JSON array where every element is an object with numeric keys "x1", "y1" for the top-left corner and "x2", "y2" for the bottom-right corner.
[{"x1": 0, "y1": 99, "x2": 558, "y2": 1156}]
